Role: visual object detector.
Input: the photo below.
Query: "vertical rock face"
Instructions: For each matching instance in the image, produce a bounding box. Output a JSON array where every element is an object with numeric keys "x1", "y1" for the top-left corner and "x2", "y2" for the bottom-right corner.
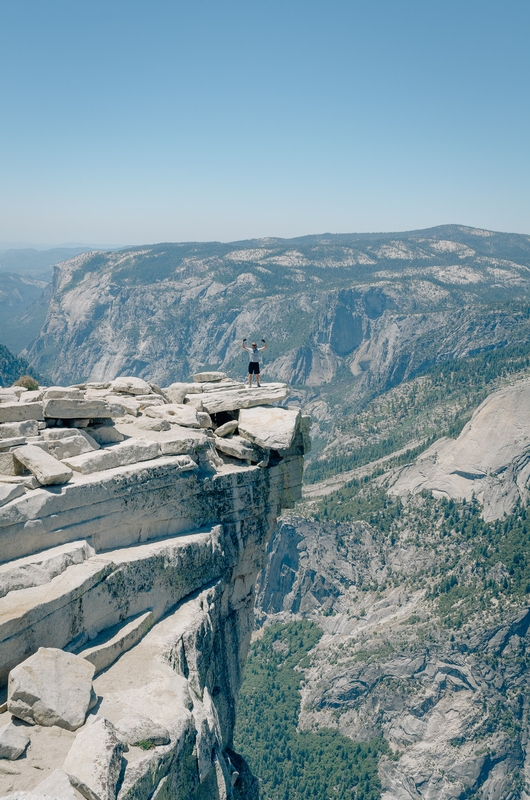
[{"x1": 0, "y1": 377, "x2": 308, "y2": 800}]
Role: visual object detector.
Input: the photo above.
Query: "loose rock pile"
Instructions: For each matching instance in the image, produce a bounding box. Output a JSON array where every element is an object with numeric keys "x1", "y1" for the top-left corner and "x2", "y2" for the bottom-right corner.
[{"x1": 0, "y1": 373, "x2": 295, "y2": 500}]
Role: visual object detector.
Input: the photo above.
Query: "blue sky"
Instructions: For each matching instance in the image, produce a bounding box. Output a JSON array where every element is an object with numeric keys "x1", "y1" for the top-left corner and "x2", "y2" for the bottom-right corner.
[{"x1": 0, "y1": 0, "x2": 528, "y2": 244}]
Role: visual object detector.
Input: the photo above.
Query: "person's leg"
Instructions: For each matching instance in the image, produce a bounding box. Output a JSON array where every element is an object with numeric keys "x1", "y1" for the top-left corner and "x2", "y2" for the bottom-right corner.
[{"x1": 256, "y1": 365, "x2": 261, "y2": 387}]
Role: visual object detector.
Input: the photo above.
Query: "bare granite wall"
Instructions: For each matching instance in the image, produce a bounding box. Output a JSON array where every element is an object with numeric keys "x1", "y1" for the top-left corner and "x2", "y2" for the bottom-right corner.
[{"x1": 0, "y1": 375, "x2": 308, "y2": 800}]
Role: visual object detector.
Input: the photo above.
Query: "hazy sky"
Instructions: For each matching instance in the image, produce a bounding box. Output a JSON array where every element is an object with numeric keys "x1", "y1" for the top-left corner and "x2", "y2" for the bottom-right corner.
[{"x1": 1, "y1": 0, "x2": 528, "y2": 245}]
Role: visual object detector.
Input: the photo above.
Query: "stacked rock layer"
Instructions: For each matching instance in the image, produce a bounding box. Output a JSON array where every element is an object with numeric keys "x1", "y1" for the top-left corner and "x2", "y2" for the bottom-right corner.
[{"x1": 0, "y1": 373, "x2": 310, "y2": 800}]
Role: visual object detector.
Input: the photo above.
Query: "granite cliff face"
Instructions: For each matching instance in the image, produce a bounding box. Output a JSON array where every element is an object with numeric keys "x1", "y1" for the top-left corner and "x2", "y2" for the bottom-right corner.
[
  {"x1": 389, "y1": 378, "x2": 530, "y2": 521},
  {"x1": 21, "y1": 227, "x2": 530, "y2": 406},
  {"x1": 0, "y1": 375, "x2": 309, "y2": 799}
]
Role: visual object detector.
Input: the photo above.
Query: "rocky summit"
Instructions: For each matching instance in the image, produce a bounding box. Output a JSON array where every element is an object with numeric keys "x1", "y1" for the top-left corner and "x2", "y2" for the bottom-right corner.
[{"x1": 0, "y1": 372, "x2": 310, "y2": 800}]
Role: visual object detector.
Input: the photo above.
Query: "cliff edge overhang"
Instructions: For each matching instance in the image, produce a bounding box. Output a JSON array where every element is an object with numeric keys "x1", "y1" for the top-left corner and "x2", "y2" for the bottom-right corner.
[{"x1": 0, "y1": 373, "x2": 310, "y2": 800}]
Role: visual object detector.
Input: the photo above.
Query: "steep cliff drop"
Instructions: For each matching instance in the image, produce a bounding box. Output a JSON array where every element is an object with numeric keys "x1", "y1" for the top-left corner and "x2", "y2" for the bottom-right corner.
[{"x1": 0, "y1": 373, "x2": 310, "y2": 800}]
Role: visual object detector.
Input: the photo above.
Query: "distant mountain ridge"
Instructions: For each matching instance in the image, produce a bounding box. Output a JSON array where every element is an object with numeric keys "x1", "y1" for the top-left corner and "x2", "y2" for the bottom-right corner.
[
  {"x1": 0, "y1": 246, "x2": 92, "y2": 354},
  {"x1": 22, "y1": 224, "x2": 530, "y2": 387}
]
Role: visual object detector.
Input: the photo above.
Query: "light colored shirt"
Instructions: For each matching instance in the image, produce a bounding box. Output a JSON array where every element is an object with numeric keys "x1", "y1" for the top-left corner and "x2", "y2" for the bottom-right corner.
[{"x1": 244, "y1": 345, "x2": 265, "y2": 363}]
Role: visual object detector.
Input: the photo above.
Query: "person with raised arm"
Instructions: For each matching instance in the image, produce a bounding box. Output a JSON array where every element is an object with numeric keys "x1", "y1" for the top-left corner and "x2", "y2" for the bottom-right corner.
[{"x1": 242, "y1": 338, "x2": 267, "y2": 387}]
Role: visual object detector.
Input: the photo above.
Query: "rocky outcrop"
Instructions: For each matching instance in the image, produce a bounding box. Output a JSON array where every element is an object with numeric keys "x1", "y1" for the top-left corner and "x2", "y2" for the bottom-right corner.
[
  {"x1": 0, "y1": 373, "x2": 309, "y2": 799},
  {"x1": 388, "y1": 378, "x2": 530, "y2": 520}
]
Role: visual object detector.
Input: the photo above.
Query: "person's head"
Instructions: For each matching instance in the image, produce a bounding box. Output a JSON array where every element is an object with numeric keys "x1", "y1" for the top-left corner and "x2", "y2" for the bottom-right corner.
[{"x1": 251, "y1": 342, "x2": 257, "y2": 348}]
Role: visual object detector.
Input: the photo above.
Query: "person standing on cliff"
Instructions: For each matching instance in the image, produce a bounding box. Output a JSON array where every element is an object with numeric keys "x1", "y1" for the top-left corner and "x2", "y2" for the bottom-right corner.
[{"x1": 242, "y1": 338, "x2": 267, "y2": 387}]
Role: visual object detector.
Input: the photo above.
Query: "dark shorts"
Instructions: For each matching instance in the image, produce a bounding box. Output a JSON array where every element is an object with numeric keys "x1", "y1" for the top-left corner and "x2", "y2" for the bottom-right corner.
[{"x1": 248, "y1": 362, "x2": 260, "y2": 374}]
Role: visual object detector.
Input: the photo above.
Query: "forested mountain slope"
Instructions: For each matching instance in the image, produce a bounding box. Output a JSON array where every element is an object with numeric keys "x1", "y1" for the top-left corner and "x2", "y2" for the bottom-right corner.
[{"x1": 252, "y1": 375, "x2": 530, "y2": 798}]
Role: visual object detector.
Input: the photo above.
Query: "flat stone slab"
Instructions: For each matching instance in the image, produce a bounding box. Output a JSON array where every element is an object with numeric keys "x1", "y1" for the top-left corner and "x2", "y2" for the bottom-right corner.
[
  {"x1": 0, "y1": 438, "x2": 26, "y2": 451},
  {"x1": 44, "y1": 388, "x2": 84, "y2": 400},
  {"x1": 190, "y1": 383, "x2": 290, "y2": 414},
  {"x1": 131, "y1": 417, "x2": 170, "y2": 431},
  {"x1": 199, "y1": 379, "x2": 246, "y2": 392},
  {"x1": 108, "y1": 438, "x2": 160, "y2": 466},
  {"x1": 8, "y1": 647, "x2": 95, "y2": 731},
  {"x1": 86, "y1": 382, "x2": 111, "y2": 390},
  {"x1": 63, "y1": 717, "x2": 125, "y2": 800},
  {"x1": 0, "y1": 421, "x2": 39, "y2": 439},
  {"x1": 47, "y1": 434, "x2": 99, "y2": 460},
  {"x1": 13, "y1": 445, "x2": 73, "y2": 485},
  {"x1": 119, "y1": 424, "x2": 208, "y2": 456},
  {"x1": 146, "y1": 403, "x2": 200, "y2": 428},
  {"x1": 0, "y1": 403, "x2": 44, "y2": 424},
  {"x1": 0, "y1": 540, "x2": 94, "y2": 598},
  {"x1": 0, "y1": 473, "x2": 39, "y2": 489},
  {"x1": 192, "y1": 371, "x2": 227, "y2": 383},
  {"x1": 79, "y1": 611, "x2": 155, "y2": 674},
  {"x1": 0, "y1": 722, "x2": 30, "y2": 760},
  {"x1": 19, "y1": 390, "x2": 45, "y2": 403},
  {"x1": 0, "y1": 483, "x2": 25, "y2": 509},
  {"x1": 109, "y1": 376, "x2": 151, "y2": 395},
  {"x1": 43, "y1": 399, "x2": 113, "y2": 420},
  {"x1": 238, "y1": 406, "x2": 301, "y2": 450},
  {"x1": 62, "y1": 449, "x2": 119, "y2": 474}
]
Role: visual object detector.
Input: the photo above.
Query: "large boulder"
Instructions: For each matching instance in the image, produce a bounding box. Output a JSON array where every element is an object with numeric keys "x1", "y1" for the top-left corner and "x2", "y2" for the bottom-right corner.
[
  {"x1": 214, "y1": 420, "x2": 239, "y2": 437},
  {"x1": 214, "y1": 435, "x2": 261, "y2": 462},
  {"x1": 13, "y1": 445, "x2": 73, "y2": 485},
  {"x1": 190, "y1": 383, "x2": 290, "y2": 414},
  {"x1": 63, "y1": 717, "x2": 125, "y2": 800},
  {"x1": 43, "y1": 398, "x2": 113, "y2": 420},
  {"x1": 238, "y1": 406, "x2": 301, "y2": 450},
  {"x1": 114, "y1": 713, "x2": 170, "y2": 747},
  {"x1": 0, "y1": 721, "x2": 30, "y2": 760},
  {"x1": 8, "y1": 647, "x2": 95, "y2": 731}
]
